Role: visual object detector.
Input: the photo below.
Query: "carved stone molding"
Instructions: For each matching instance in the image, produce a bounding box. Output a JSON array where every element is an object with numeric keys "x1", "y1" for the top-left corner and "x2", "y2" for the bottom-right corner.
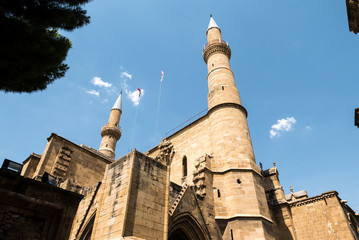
[
  {"x1": 193, "y1": 156, "x2": 207, "y2": 198},
  {"x1": 155, "y1": 139, "x2": 175, "y2": 165},
  {"x1": 208, "y1": 102, "x2": 248, "y2": 118},
  {"x1": 100, "y1": 125, "x2": 122, "y2": 140},
  {"x1": 52, "y1": 146, "x2": 73, "y2": 180},
  {"x1": 203, "y1": 43, "x2": 231, "y2": 63},
  {"x1": 289, "y1": 191, "x2": 338, "y2": 208}
]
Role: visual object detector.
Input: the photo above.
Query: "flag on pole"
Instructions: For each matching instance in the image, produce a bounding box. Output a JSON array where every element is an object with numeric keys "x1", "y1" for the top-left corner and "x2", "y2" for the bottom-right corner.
[
  {"x1": 160, "y1": 71, "x2": 164, "y2": 82},
  {"x1": 137, "y1": 88, "x2": 141, "y2": 97}
]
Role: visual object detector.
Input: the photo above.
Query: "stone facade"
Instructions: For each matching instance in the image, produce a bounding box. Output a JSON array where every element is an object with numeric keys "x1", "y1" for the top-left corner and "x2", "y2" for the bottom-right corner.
[
  {"x1": 21, "y1": 133, "x2": 113, "y2": 192},
  {"x1": 289, "y1": 191, "x2": 356, "y2": 240},
  {"x1": 0, "y1": 169, "x2": 82, "y2": 240},
  {"x1": 2, "y1": 16, "x2": 358, "y2": 240},
  {"x1": 263, "y1": 165, "x2": 359, "y2": 240}
]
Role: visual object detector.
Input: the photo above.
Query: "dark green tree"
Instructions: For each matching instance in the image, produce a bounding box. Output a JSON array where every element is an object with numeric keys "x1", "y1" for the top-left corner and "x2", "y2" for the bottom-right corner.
[{"x1": 0, "y1": 0, "x2": 91, "y2": 93}]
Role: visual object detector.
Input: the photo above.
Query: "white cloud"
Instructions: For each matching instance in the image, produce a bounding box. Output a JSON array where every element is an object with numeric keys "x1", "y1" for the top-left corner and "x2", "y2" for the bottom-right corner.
[
  {"x1": 120, "y1": 71, "x2": 132, "y2": 80},
  {"x1": 118, "y1": 68, "x2": 144, "y2": 107},
  {"x1": 91, "y1": 76, "x2": 112, "y2": 88},
  {"x1": 306, "y1": 126, "x2": 312, "y2": 130},
  {"x1": 270, "y1": 117, "x2": 296, "y2": 138},
  {"x1": 86, "y1": 90, "x2": 100, "y2": 96},
  {"x1": 126, "y1": 89, "x2": 144, "y2": 106}
]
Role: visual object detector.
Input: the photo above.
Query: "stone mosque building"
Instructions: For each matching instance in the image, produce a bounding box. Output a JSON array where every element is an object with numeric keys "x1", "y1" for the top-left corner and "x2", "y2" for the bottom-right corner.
[{"x1": 1, "y1": 17, "x2": 358, "y2": 240}]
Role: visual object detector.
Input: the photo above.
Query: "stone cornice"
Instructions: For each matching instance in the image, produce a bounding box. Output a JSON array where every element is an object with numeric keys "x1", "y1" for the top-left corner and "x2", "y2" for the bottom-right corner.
[
  {"x1": 289, "y1": 191, "x2": 338, "y2": 207},
  {"x1": 207, "y1": 66, "x2": 234, "y2": 79},
  {"x1": 208, "y1": 102, "x2": 248, "y2": 118},
  {"x1": 215, "y1": 214, "x2": 273, "y2": 224},
  {"x1": 265, "y1": 186, "x2": 283, "y2": 193},
  {"x1": 211, "y1": 167, "x2": 262, "y2": 178},
  {"x1": 203, "y1": 43, "x2": 231, "y2": 63}
]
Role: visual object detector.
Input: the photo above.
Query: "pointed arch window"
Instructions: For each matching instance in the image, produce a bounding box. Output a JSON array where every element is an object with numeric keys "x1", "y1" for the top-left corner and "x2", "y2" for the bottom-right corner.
[
  {"x1": 79, "y1": 213, "x2": 96, "y2": 240},
  {"x1": 182, "y1": 156, "x2": 187, "y2": 178}
]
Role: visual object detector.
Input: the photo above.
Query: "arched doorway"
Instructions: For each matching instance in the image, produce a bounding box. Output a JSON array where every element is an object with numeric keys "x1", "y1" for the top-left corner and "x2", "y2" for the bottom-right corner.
[
  {"x1": 169, "y1": 228, "x2": 191, "y2": 240},
  {"x1": 168, "y1": 213, "x2": 209, "y2": 240}
]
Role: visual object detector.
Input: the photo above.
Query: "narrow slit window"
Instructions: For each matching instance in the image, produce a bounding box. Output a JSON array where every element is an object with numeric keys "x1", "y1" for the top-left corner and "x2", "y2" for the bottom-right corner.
[
  {"x1": 182, "y1": 156, "x2": 187, "y2": 177},
  {"x1": 222, "y1": 86, "x2": 224, "y2": 90},
  {"x1": 217, "y1": 189, "x2": 221, "y2": 198}
]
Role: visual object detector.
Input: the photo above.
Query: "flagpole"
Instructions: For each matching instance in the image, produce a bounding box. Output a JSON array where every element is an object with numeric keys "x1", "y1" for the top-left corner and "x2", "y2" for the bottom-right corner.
[
  {"x1": 129, "y1": 89, "x2": 141, "y2": 152},
  {"x1": 130, "y1": 104, "x2": 139, "y2": 152},
  {"x1": 155, "y1": 80, "x2": 162, "y2": 140}
]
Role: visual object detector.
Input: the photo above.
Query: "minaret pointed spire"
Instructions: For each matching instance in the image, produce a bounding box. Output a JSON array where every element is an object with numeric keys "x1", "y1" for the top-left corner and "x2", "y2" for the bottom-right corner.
[
  {"x1": 112, "y1": 91, "x2": 122, "y2": 111},
  {"x1": 207, "y1": 15, "x2": 220, "y2": 33}
]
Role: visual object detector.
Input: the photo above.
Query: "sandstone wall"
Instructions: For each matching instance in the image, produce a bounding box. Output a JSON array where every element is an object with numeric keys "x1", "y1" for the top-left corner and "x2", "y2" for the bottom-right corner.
[
  {"x1": 217, "y1": 218, "x2": 274, "y2": 240},
  {"x1": 290, "y1": 192, "x2": 355, "y2": 240},
  {"x1": 32, "y1": 134, "x2": 111, "y2": 189},
  {"x1": 0, "y1": 170, "x2": 82, "y2": 240},
  {"x1": 69, "y1": 182, "x2": 101, "y2": 240},
  {"x1": 147, "y1": 116, "x2": 211, "y2": 187},
  {"x1": 21, "y1": 153, "x2": 41, "y2": 178},
  {"x1": 213, "y1": 171, "x2": 269, "y2": 219},
  {"x1": 269, "y1": 204, "x2": 297, "y2": 240},
  {"x1": 92, "y1": 153, "x2": 132, "y2": 240},
  {"x1": 207, "y1": 107, "x2": 258, "y2": 172},
  {"x1": 123, "y1": 151, "x2": 167, "y2": 239},
  {"x1": 91, "y1": 150, "x2": 167, "y2": 240}
]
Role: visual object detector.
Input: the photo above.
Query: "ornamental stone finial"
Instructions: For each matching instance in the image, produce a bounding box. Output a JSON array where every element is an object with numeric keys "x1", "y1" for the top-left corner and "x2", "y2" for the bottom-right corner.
[
  {"x1": 290, "y1": 186, "x2": 294, "y2": 193},
  {"x1": 259, "y1": 162, "x2": 263, "y2": 172},
  {"x1": 155, "y1": 139, "x2": 175, "y2": 165}
]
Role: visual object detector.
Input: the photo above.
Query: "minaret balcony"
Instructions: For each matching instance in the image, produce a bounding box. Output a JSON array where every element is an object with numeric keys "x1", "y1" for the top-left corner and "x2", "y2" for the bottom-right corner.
[
  {"x1": 101, "y1": 124, "x2": 122, "y2": 140},
  {"x1": 203, "y1": 38, "x2": 231, "y2": 63},
  {"x1": 203, "y1": 38, "x2": 228, "y2": 50}
]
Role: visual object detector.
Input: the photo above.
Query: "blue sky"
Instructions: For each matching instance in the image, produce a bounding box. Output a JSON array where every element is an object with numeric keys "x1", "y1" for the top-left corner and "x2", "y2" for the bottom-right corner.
[{"x1": 1, "y1": 0, "x2": 358, "y2": 211}]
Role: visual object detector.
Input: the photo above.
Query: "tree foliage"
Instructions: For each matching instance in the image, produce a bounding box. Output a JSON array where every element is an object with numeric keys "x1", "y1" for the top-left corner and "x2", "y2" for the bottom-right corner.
[{"x1": 0, "y1": 0, "x2": 91, "y2": 93}]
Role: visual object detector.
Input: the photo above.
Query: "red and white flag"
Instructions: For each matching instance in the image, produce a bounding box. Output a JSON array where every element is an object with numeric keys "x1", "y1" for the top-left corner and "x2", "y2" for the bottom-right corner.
[
  {"x1": 137, "y1": 88, "x2": 141, "y2": 97},
  {"x1": 160, "y1": 71, "x2": 164, "y2": 82}
]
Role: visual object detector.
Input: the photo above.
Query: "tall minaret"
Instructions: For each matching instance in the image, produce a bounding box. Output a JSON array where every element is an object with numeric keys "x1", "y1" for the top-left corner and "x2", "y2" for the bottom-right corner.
[
  {"x1": 204, "y1": 16, "x2": 274, "y2": 239},
  {"x1": 99, "y1": 93, "x2": 122, "y2": 158}
]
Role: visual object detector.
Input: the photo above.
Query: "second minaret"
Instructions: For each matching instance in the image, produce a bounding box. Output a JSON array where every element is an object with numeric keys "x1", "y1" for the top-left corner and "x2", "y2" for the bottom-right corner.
[{"x1": 99, "y1": 93, "x2": 123, "y2": 158}]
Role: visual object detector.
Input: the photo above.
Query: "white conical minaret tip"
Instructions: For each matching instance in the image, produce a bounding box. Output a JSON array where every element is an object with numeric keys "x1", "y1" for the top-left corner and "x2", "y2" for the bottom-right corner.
[
  {"x1": 112, "y1": 92, "x2": 122, "y2": 111},
  {"x1": 207, "y1": 15, "x2": 220, "y2": 31}
]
